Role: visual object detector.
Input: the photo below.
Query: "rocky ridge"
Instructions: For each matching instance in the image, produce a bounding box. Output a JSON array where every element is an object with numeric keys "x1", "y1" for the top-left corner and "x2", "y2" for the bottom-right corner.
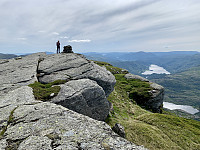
[
  {"x1": 0, "y1": 53, "x2": 148, "y2": 150},
  {"x1": 125, "y1": 73, "x2": 164, "y2": 113}
]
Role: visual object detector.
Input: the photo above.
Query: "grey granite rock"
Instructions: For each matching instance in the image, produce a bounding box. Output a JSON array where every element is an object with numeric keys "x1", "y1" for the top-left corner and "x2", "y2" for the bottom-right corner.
[
  {"x1": 125, "y1": 73, "x2": 149, "y2": 82},
  {"x1": 0, "y1": 88, "x2": 147, "y2": 150},
  {"x1": 0, "y1": 139, "x2": 7, "y2": 150},
  {"x1": 112, "y1": 123, "x2": 126, "y2": 138},
  {"x1": 0, "y1": 86, "x2": 40, "y2": 132},
  {"x1": 38, "y1": 53, "x2": 116, "y2": 97},
  {"x1": 18, "y1": 136, "x2": 52, "y2": 150},
  {"x1": 148, "y1": 83, "x2": 164, "y2": 113},
  {"x1": 51, "y1": 79, "x2": 110, "y2": 121},
  {"x1": 0, "y1": 53, "x2": 152, "y2": 149},
  {"x1": 0, "y1": 53, "x2": 115, "y2": 121},
  {"x1": 0, "y1": 53, "x2": 46, "y2": 95}
]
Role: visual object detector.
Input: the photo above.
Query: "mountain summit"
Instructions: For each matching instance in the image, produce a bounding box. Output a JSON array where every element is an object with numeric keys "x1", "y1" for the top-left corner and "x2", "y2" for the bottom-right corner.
[{"x1": 0, "y1": 53, "x2": 147, "y2": 150}]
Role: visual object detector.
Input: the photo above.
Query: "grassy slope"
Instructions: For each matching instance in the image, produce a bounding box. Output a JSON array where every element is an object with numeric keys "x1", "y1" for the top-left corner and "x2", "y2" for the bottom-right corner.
[{"x1": 95, "y1": 61, "x2": 200, "y2": 150}]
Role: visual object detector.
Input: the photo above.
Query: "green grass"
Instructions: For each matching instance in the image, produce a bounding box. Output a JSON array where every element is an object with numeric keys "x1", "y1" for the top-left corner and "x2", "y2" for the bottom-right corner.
[
  {"x1": 94, "y1": 61, "x2": 129, "y2": 75},
  {"x1": 136, "y1": 113, "x2": 200, "y2": 150},
  {"x1": 29, "y1": 80, "x2": 66, "y2": 101},
  {"x1": 114, "y1": 74, "x2": 153, "y2": 108},
  {"x1": 0, "y1": 107, "x2": 18, "y2": 139},
  {"x1": 94, "y1": 61, "x2": 200, "y2": 150},
  {"x1": 107, "y1": 77, "x2": 200, "y2": 150}
]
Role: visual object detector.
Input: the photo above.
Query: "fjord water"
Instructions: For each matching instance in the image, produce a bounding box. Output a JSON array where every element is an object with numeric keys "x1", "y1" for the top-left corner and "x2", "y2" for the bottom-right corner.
[
  {"x1": 142, "y1": 64, "x2": 170, "y2": 75},
  {"x1": 163, "y1": 102, "x2": 199, "y2": 114}
]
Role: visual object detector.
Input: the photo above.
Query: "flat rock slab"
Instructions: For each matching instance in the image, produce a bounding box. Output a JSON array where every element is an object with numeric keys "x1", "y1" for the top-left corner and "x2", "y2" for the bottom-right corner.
[
  {"x1": 51, "y1": 79, "x2": 110, "y2": 121},
  {"x1": 0, "y1": 88, "x2": 147, "y2": 150},
  {"x1": 0, "y1": 53, "x2": 46, "y2": 95},
  {"x1": 0, "y1": 86, "x2": 40, "y2": 131},
  {"x1": 38, "y1": 53, "x2": 116, "y2": 97}
]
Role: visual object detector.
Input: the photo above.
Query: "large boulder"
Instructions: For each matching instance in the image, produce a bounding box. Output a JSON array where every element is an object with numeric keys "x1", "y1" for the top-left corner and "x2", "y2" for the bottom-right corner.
[
  {"x1": 38, "y1": 53, "x2": 116, "y2": 97},
  {"x1": 51, "y1": 79, "x2": 110, "y2": 121},
  {"x1": 0, "y1": 87, "x2": 147, "y2": 150},
  {"x1": 112, "y1": 123, "x2": 126, "y2": 138},
  {"x1": 0, "y1": 53, "x2": 115, "y2": 121}
]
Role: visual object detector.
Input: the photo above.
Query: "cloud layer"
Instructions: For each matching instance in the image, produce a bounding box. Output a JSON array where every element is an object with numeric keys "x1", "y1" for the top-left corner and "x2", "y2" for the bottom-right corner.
[{"x1": 0, "y1": 0, "x2": 200, "y2": 53}]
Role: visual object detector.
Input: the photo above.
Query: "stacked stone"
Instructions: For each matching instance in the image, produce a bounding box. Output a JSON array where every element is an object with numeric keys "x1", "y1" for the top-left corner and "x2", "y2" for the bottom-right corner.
[{"x1": 62, "y1": 45, "x2": 73, "y2": 53}]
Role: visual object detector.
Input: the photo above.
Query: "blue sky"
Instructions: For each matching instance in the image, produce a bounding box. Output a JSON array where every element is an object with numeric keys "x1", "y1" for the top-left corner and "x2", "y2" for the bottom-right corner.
[{"x1": 0, "y1": 0, "x2": 200, "y2": 54}]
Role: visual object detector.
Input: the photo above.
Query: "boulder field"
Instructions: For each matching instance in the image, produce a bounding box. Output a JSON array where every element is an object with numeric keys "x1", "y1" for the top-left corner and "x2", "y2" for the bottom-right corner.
[{"x1": 0, "y1": 53, "x2": 148, "y2": 150}]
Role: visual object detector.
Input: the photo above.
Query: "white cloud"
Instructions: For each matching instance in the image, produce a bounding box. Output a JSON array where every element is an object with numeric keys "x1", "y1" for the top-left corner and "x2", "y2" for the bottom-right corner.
[
  {"x1": 68, "y1": 39, "x2": 91, "y2": 43},
  {"x1": 52, "y1": 32, "x2": 59, "y2": 35},
  {"x1": 0, "y1": 0, "x2": 200, "y2": 53},
  {"x1": 60, "y1": 36, "x2": 69, "y2": 39}
]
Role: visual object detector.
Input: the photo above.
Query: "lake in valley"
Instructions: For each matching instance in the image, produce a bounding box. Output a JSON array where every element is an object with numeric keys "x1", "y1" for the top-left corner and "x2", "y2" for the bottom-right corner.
[
  {"x1": 163, "y1": 102, "x2": 199, "y2": 114},
  {"x1": 142, "y1": 64, "x2": 170, "y2": 75}
]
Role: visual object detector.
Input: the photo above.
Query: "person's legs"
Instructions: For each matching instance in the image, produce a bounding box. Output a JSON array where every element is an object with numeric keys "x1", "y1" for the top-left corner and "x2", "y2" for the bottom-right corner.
[
  {"x1": 58, "y1": 46, "x2": 60, "y2": 53},
  {"x1": 57, "y1": 46, "x2": 60, "y2": 53}
]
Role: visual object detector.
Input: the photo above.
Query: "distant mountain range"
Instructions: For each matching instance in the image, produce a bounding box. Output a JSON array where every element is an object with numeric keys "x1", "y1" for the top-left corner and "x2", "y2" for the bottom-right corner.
[
  {"x1": 83, "y1": 51, "x2": 200, "y2": 74},
  {"x1": 0, "y1": 53, "x2": 18, "y2": 59},
  {"x1": 0, "y1": 52, "x2": 55, "y2": 59}
]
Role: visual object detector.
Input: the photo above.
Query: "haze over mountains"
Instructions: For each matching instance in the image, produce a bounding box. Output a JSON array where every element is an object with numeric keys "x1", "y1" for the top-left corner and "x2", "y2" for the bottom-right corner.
[{"x1": 84, "y1": 51, "x2": 200, "y2": 74}]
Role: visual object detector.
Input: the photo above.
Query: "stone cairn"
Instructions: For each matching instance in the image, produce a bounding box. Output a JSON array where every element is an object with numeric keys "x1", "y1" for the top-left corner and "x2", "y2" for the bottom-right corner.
[{"x1": 62, "y1": 45, "x2": 73, "y2": 53}]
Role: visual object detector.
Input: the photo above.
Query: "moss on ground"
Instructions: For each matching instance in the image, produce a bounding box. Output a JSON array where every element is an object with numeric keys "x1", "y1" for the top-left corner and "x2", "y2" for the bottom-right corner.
[
  {"x1": 94, "y1": 61, "x2": 200, "y2": 150},
  {"x1": 29, "y1": 80, "x2": 66, "y2": 101},
  {"x1": 0, "y1": 107, "x2": 18, "y2": 140}
]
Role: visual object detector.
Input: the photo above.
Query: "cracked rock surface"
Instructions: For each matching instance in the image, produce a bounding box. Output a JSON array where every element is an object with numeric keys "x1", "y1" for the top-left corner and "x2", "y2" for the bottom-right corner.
[
  {"x1": 0, "y1": 87, "x2": 147, "y2": 150},
  {"x1": 38, "y1": 53, "x2": 116, "y2": 97},
  {"x1": 0, "y1": 53, "x2": 46, "y2": 96},
  {"x1": 0, "y1": 53, "x2": 115, "y2": 121}
]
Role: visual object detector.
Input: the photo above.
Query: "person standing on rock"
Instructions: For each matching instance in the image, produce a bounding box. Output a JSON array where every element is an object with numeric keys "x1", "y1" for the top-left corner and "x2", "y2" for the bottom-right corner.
[{"x1": 56, "y1": 40, "x2": 60, "y2": 54}]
